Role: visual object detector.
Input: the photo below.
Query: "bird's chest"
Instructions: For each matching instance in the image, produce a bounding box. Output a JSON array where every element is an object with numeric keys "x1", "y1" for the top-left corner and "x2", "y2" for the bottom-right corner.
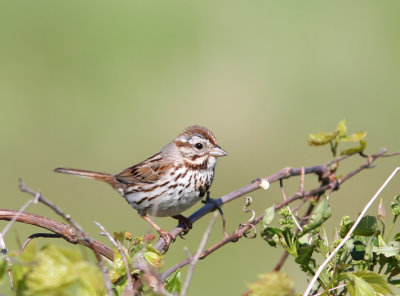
[{"x1": 123, "y1": 167, "x2": 214, "y2": 217}]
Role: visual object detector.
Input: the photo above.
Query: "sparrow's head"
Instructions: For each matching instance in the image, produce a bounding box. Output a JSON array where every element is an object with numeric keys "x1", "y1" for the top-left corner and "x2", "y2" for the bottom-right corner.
[{"x1": 174, "y1": 125, "x2": 227, "y2": 167}]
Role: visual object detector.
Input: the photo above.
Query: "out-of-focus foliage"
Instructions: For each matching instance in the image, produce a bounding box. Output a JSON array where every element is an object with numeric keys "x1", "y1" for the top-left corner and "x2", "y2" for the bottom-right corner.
[
  {"x1": 12, "y1": 243, "x2": 106, "y2": 296},
  {"x1": 247, "y1": 272, "x2": 295, "y2": 296},
  {"x1": 308, "y1": 119, "x2": 367, "y2": 157}
]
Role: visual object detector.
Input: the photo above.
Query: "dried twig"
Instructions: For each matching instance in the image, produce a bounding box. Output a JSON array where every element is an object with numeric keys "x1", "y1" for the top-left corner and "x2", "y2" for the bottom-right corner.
[
  {"x1": 1, "y1": 188, "x2": 40, "y2": 238},
  {"x1": 0, "y1": 209, "x2": 113, "y2": 260},
  {"x1": 18, "y1": 180, "x2": 114, "y2": 296},
  {"x1": 95, "y1": 221, "x2": 134, "y2": 296},
  {"x1": 181, "y1": 212, "x2": 218, "y2": 296}
]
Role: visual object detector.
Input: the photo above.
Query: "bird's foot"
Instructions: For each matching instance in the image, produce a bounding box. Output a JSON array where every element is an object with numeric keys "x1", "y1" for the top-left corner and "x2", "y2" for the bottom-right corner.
[
  {"x1": 158, "y1": 230, "x2": 176, "y2": 251},
  {"x1": 172, "y1": 214, "x2": 192, "y2": 235},
  {"x1": 201, "y1": 191, "x2": 221, "y2": 211}
]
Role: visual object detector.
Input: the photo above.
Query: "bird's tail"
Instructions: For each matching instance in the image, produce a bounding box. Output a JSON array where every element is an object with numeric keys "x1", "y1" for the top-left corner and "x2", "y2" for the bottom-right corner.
[{"x1": 54, "y1": 167, "x2": 118, "y2": 188}]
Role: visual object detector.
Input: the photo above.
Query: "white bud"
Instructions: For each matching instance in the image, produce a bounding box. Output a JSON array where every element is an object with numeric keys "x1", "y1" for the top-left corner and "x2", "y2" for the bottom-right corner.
[{"x1": 259, "y1": 179, "x2": 270, "y2": 190}]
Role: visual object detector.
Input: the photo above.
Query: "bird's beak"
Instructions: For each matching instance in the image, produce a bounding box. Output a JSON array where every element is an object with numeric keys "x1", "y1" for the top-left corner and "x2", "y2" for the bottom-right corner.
[{"x1": 210, "y1": 145, "x2": 228, "y2": 157}]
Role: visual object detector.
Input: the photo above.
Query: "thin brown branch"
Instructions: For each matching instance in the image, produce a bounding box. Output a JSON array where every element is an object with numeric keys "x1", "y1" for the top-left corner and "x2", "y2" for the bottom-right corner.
[
  {"x1": 0, "y1": 209, "x2": 113, "y2": 260},
  {"x1": 273, "y1": 251, "x2": 289, "y2": 271},
  {"x1": 181, "y1": 212, "x2": 218, "y2": 296},
  {"x1": 155, "y1": 164, "x2": 331, "y2": 251},
  {"x1": 162, "y1": 148, "x2": 394, "y2": 278},
  {"x1": 95, "y1": 221, "x2": 134, "y2": 296},
  {"x1": 18, "y1": 180, "x2": 114, "y2": 296}
]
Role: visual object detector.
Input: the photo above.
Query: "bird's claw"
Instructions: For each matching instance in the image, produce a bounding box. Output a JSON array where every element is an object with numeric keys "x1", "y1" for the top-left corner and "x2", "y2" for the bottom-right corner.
[{"x1": 158, "y1": 230, "x2": 176, "y2": 252}]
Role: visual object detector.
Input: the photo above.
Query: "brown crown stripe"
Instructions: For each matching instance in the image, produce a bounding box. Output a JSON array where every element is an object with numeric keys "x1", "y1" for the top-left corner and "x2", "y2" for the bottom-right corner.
[{"x1": 183, "y1": 125, "x2": 217, "y2": 145}]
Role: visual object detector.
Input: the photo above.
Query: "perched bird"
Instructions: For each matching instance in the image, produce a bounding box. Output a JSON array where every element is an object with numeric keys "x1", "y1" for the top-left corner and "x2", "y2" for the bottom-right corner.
[{"x1": 55, "y1": 125, "x2": 227, "y2": 245}]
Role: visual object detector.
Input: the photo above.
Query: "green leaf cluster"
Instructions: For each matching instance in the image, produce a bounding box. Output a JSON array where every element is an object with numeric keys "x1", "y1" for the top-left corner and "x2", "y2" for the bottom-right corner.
[
  {"x1": 108, "y1": 232, "x2": 165, "y2": 295},
  {"x1": 308, "y1": 119, "x2": 367, "y2": 157},
  {"x1": 342, "y1": 271, "x2": 392, "y2": 296},
  {"x1": 259, "y1": 194, "x2": 400, "y2": 295}
]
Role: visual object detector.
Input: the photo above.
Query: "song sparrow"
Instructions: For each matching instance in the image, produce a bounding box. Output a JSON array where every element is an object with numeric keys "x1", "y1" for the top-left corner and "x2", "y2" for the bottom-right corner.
[{"x1": 54, "y1": 125, "x2": 227, "y2": 246}]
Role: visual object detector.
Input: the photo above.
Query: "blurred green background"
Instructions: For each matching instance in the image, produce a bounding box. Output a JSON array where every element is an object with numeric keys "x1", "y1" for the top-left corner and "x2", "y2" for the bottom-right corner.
[{"x1": 1, "y1": 0, "x2": 400, "y2": 295}]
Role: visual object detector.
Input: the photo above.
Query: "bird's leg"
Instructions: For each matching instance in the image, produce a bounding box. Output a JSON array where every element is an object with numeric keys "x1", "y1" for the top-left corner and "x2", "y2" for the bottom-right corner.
[
  {"x1": 140, "y1": 214, "x2": 175, "y2": 250},
  {"x1": 202, "y1": 191, "x2": 228, "y2": 238},
  {"x1": 201, "y1": 191, "x2": 222, "y2": 211},
  {"x1": 172, "y1": 215, "x2": 192, "y2": 234}
]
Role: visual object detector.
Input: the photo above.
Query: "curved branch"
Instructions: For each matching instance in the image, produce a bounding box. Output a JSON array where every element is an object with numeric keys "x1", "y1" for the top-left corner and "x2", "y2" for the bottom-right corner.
[
  {"x1": 154, "y1": 164, "x2": 330, "y2": 251},
  {"x1": 0, "y1": 209, "x2": 113, "y2": 260},
  {"x1": 161, "y1": 148, "x2": 394, "y2": 278}
]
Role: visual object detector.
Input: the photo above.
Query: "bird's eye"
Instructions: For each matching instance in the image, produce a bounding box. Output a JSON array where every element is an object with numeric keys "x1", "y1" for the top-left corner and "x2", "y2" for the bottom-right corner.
[{"x1": 195, "y1": 143, "x2": 203, "y2": 150}]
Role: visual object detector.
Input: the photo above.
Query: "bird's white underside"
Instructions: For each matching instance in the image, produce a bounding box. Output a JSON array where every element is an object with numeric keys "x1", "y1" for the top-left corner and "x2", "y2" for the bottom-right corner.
[{"x1": 123, "y1": 159, "x2": 216, "y2": 217}]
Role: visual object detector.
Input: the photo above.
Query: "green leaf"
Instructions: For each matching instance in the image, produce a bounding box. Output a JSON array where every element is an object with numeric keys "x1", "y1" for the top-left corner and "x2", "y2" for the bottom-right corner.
[
  {"x1": 262, "y1": 227, "x2": 283, "y2": 247},
  {"x1": 261, "y1": 204, "x2": 275, "y2": 228},
  {"x1": 389, "y1": 278, "x2": 400, "y2": 287},
  {"x1": 373, "y1": 241, "x2": 400, "y2": 257},
  {"x1": 340, "y1": 131, "x2": 367, "y2": 142},
  {"x1": 144, "y1": 245, "x2": 163, "y2": 269},
  {"x1": 144, "y1": 248, "x2": 163, "y2": 269},
  {"x1": 113, "y1": 248, "x2": 125, "y2": 276},
  {"x1": 165, "y1": 269, "x2": 181, "y2": 294},
  {"x1": 247, "y1": 272, "x2": 295, "y2": 296},
  {"x1": 307, "y1": 131, "x2": 338, "y2": 146},
  {"x1": 357, "y1": 271, "x2": 393, "y2": 295},
  {"x1": 299, "y1": 197, "x2": 331, "y2": 236},
  {"x1": 15, "y1": 243, "x2": 106, "y2": 296},
  {"x1": 394, "y1": 233, "x2": 400, "y2": 242},
  {"x1": 337, "y1": 119, "x2": 347, "y2": 137},
  {"x1": 344, "y1": 271, "x2": 392, "y2": 296},
  {"x1": 295, "y1": 244, "x2": 314, "y2": 265},
  {"x1": 113, "y1": 231, "x2": 125, "y2": 243},
  {"x1": 339, "y1": 216, "x2": 354, "y2": 238},
  {"x1": 340, "y1": 139, "x2": 367, "y2": 155},
  {"x1": 354, "y1": 216, "x2": 379, "y2": 236}
]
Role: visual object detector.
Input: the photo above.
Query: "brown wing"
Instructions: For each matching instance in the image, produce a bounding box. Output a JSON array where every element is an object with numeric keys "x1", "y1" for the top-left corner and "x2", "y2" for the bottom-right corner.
[{"x1": 115, "y1": 153, "x2": 173, "y2": 184}]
